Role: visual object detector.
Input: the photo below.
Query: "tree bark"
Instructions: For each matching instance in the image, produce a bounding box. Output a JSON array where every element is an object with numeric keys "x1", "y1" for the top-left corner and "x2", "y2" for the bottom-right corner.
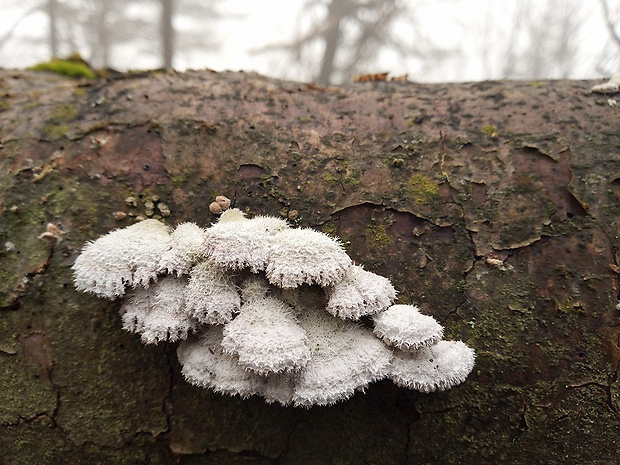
[{"x1": 0, "y1": 69, "x2": 619, "y2": 464}]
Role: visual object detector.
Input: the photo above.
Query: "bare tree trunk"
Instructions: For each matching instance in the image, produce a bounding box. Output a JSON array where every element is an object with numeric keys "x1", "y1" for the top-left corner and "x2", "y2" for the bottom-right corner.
[
  {"x1": 161, "y1": 0, "x2": 175, "y2": 69},
  {"x1": 95, "y1": 0, "x2": 111, "y2": 68},
  {"x1": 600, "y1": 0, "x2": 620, "y2": 47},
  {"x1": 317, "y1": 0, "x2": 351, "y2": 86},
  {"x1": 48, "y1": 0, "x2": 59, "y2": 58},
  {"x1": 1, "y1": 69, "x2": 619, "y2": 464}
]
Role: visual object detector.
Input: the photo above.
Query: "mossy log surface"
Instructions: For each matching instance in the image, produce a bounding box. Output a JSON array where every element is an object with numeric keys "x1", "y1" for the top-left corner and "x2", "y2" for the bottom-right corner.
[{"x1": 1, "y1": 69, "x2": 619, "y2": 464}]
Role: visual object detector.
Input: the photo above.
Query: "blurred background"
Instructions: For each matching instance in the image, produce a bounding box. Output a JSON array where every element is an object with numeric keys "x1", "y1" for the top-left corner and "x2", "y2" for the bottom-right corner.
[{"x1": 0, "y1": 0, "x2": 618, "y2": 85}]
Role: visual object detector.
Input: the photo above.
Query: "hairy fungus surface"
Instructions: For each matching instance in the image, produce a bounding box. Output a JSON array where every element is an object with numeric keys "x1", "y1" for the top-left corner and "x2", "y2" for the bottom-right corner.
[
  {"x1": 389, "y1": 341, "x2": 476, "y2": 393},
  {"x1": 121, "y1": 276, "x2": 195, "y2": 344},
  {"x1": 184, "y1": 260, "x2": 240, "y2": 325},
  {"x1": 373, "y1": 304, "x2": 444, "y2": 350},
  {"x1": 159, "y1": 222, "x2": 207, "y2": 276},
  {"x1": 326, "y1": 264, "x2": 397, "y2": 319},
  {"x1": 72, "y1": 207, "x2": 476, "y2": 406},
  {"x1": 266, "y1": 228, "x2": 352, "y2": 288},
  {"x1": 221, "y1": 293, "x2": 311, "y2": 375},
  {"x1": 203, "y1": 209, "x2": 289, "y2": 272},
  {"x1": 72, "y1": 219, "x2": 171, "y2": 299}
]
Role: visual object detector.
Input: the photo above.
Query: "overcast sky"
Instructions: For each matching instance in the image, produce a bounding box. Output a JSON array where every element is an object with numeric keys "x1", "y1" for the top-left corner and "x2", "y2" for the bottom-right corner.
[{"x1": 0, "y1": 0, "x2": 618, "y2": 83}]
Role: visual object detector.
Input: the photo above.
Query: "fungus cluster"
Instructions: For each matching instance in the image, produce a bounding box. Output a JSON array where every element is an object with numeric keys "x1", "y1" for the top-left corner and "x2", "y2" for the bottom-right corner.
[{"x1": 73, "y1": 201, "x2": 475, "y2": 407}]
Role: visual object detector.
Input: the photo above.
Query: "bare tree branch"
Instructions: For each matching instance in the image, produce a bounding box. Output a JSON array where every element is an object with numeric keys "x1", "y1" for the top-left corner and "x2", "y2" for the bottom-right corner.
[{"x1": 599, "y1": 0, "x2": 620, "y2": 47}]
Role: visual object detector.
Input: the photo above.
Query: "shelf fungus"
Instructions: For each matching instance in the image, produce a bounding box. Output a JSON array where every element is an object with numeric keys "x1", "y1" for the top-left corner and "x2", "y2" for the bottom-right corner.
[{"x1": 72, "y1": 203, "x2": 476, "y2": 407}]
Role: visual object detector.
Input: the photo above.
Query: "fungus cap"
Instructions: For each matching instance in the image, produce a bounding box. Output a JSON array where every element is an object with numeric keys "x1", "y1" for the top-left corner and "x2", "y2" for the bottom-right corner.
[
  {"x1": 158, "y1": 222, "x2": 207, "y2": 276},
  {"x1": 266, "y1": 228, "x2": 352, "y2": 288},
  {"x1": 373, "y1": 304, "x2": 443, "y2": 350},
  {"x1": 291, "y1": 307, "x2": 392, "y2": 407},
  {"x1": 326, "y1": 265, "x2": 397, "y2": 320},
  {"x1": 389, "y1": 340, "x2": 476, "y2": 392},
  {"x1": 120, "y1": 276, "x2": 195, "y2": 344},
  {"x1": 221, "y1": 295, "x2": 310, "y2": 375},
  {"x1": 72, "y1": 219, "x2": 171, "y2": 299},
  {"x1": 203, "y1": 211, "x2": 289, "y2": 272},
  {"x1": 178, "y1": 327, "x2": 263, "y2": 398},
  {"x1": 591, "y1": 73, "x2": 620, "y2": 94},
  {"x1": 215, "y1": 195, "x2": 231, "y2": 210},
  {"x1": 239, "y1": 275, "x2": 271, "y2": 303},
  {"x1": 120, "y1": 287, "x2": 152, "y2": 335},
  {"x1": 184, "y1": 260, "x2": 240, "y2": 325}
]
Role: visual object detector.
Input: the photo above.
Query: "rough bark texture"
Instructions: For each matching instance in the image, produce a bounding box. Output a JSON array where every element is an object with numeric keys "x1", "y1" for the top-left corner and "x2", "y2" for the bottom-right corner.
[{"x1": 0, "y1": 69, "x2": 619, "y2": 464}]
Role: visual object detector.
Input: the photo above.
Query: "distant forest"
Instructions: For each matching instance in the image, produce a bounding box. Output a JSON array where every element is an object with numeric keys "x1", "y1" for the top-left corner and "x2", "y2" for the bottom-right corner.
[{"x1": 1, "y1": 0, "x2": 619, "y2": 84}]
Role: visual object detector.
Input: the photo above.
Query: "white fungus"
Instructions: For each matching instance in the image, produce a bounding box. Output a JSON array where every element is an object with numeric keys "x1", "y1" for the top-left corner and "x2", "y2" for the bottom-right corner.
[
  {"x1": 373, "y1": 304, "x2": 444, "y2": 350},
  {"x1": 266, "y1": 228, "x2": 352, "y2": 288},
  {"x1": 184, "y1": 260, "x2": 240, "y2": 325},
  {"x1": 389, "y1": 340, "x2": 476, "y2": 393},
  {"x1": 203, "y1": 209, "x2": 289, "y2": 272},
  {"x1": 591, "y1": 73, "x2": 620, "y2": 94},
  {"x1": 221, "y1": 293, "x2": 310, "y2": 375},
  {"x1": 73, "y1": 200, "x2": 476, "y2": 407},
  {"x1": 178, "y1": 327, "x2": 263, "y2": 398},
  {"x1": 326, "y1": 264, "x2": 397, "y2": 320},
  {"x1": 291, "y1": 306, "x2": 393, "y2": 407},
  {"x1": 120, "y1": 287, "x2": 152, "y2": 335},
  {"x1": 158, "y1": 222, "x2": 207, "y2": 276},
  {"x1": 121, "y1": 276, "x2": 196, "y2": 344},
  {"x1": 73, "y1": 219, "x2": 171, "y2": 299}
]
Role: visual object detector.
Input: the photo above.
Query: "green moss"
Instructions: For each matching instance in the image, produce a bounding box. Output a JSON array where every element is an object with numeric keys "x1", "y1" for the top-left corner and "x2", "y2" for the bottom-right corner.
[
  {"x1": 481, "y1": 123, "x2": 499, "y2": 137},
  {"x1": 344, "y1": 175, "x2": 360, "y2": 187},
  {"x1": 298, "y1": 117, "x2": 312, "y2": 123},
  {"x1": 323, "y1": 174, "x2": 339, "y2": 184},
  {"x1": 526, "y1": 81, "x2": 545, "y2": 87},
  {"x1": 51, "y1": 104, "x2": 77, "y2": 121},
  {"x1": 406, "y1": 174, "x2": 439, "y2": 203},
  {"x1": 0, "y1": 99, "x2": 10, "y2": 111},
  {"x1": 29, "y1": 58, "x2": 96, "y2": 79},
  {"x1": 41, "y1": 123, "x2": 69, "y2": 139},
  {"x1": 321, "y1": 222, "x2": 339, "y2": 237},
  {"x1": 73, "y1": 87, "x2": 87, "y2": 97},
  {"x1": 322, "y1": 162, "x2": 360, "y2": 188},
  {"x1": 41, "y1": 104, "x2": 78, "y2": 140},
  {"x1": 364, "y1": 223, "x2": 394, "y2": 250}
]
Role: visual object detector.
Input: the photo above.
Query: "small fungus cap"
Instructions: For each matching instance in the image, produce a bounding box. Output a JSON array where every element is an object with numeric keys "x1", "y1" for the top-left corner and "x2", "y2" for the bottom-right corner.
[
  {"x1": 291, "y1": 307, "x2": 392, "y2": 407},
  {"x1": 203, "y1": 212, "x2": 289, "y2": 272},
  {"x1": 184, "y1": 260, "x2": 240, "y2": 325},
  {"x1": 120, "y1": 287, "x2": 152, "y2": 335},
  {"x1": 158, "y1": 222, "x2": 207, "y2": 276},
  {"x1": 389, "y1": 340, "x2": 476, "y2": 393},
  {"x1": 373, "y1": 304, "x2": 443, "y2": 350},
  {"x1": 177, "y1": 327, "x2": 263, "y2": 398},
  {"x1": 121, "y1": 276, "x2": 196, "y2": 344},
  {"x1": 215, "y1": 195, "x2": 231, "y2": 210},
  {"x1": 218, "y1": 208, "x2": 247, "y2": 223},
  {"x1": 221, "y1": 295, "x2": 310, "y2": 375},
  {"x1": 72, "y1": 219, "x2": 171, "y2": 299},
  {"x1": 591, "y1": 73, "x2": 620, "y2": 94},
  {"x1": 326, "y1": 265, "x2": 397, "y2": 320},
  {"x1": 266, "y1": 228, "x2": 352, "y2": 288}
]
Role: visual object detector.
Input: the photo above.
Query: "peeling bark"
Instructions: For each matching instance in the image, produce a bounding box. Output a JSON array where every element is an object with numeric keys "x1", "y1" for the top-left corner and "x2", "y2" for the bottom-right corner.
[{"x1": 0, "y1": 69, "x2": 619, "y2": 464}]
